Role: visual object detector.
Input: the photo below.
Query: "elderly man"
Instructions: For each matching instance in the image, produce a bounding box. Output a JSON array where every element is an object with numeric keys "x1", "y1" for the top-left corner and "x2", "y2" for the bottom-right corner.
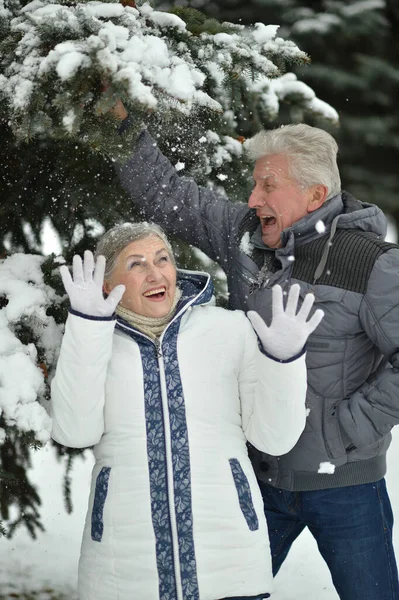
[{"x1": 114, "y1": 109, "x2": 399, "y2": 599}]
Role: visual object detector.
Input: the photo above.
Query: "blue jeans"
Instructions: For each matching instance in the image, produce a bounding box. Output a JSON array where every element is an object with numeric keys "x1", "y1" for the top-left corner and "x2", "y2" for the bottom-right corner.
[{"x1": 258, "y1": 478, "x2": 399, "y2": 600}]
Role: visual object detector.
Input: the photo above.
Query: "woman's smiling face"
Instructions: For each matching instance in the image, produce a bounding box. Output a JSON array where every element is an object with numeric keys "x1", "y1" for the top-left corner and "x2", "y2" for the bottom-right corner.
[{"x1": 104, "y1": 235, "x2": 177, "y2": 318}]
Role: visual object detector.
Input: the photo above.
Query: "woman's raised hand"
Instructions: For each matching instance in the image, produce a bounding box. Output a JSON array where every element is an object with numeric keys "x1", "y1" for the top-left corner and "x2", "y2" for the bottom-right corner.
[
  {"x1": 60, "y1": 251, "x2": 125, "y2": 317},
  {"x1": 247, "y1": 284, "x2": 324, "y2": 360}
]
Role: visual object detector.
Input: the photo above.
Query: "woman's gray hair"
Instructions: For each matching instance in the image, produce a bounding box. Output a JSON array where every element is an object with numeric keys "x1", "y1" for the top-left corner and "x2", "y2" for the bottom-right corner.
[
  {"x1": 245, "y1": 124, "x2": 341, "y2": 199},
  {"x1": 95, "y1": 222, "x2": 176, "y2": 280}
]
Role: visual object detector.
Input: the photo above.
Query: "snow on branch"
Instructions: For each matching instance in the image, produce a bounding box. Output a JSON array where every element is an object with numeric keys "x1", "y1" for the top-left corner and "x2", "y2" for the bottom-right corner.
[
  {"x1": 0, "y1": 253, "x2": 65, "y2": 445},
  {"x1": 0, "y1": 0, "x2": 338, "y2": 156}
]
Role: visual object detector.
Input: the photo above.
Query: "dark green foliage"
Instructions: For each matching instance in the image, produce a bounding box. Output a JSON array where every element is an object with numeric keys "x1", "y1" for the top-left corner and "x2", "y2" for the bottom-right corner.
[
  {"x1": 284, "y1": 1, "x2": 399, "y2": 221},
  {"x1": 54, "y1": 444, "x2": 89, "y2": 514},
  {"x1": 0, "y1": 122, "x2": 134, "y2": 256},
  {"x1": 0, "y1": 424, "x2": 45, "y2": 539},
  {"x1": 168, "y1": 6, "x2": 240, "y2": 35}
]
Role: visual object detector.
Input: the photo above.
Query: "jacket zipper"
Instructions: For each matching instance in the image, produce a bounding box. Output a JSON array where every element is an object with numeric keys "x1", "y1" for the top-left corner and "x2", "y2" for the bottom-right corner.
[
  {"x1": 117, "y1": 280, "x2": 212, "y2": 600},
  {"x1": 156, "y1": 339, "x2": 184, "y2": 600}
]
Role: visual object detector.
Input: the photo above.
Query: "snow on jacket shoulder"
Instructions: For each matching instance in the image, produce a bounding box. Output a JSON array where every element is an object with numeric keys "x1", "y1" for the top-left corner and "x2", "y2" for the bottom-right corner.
[{"x1": 50, "y1": 270, "x2": 307, "y2": 600}]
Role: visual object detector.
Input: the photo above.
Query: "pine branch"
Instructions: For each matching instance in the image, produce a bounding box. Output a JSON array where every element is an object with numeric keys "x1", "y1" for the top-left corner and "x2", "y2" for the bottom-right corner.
[{"x1": 0, "y1": 0, "x2": 335, "y2": 162}]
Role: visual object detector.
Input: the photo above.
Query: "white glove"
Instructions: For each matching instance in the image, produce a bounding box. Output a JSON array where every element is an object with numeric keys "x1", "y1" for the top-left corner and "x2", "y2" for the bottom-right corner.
[
  {"x1": 247, "y1": 284, "x2": 324, "y2": 360},
  {"x1": 60, "y1": 250, "x2": 125, "y2": 317}
]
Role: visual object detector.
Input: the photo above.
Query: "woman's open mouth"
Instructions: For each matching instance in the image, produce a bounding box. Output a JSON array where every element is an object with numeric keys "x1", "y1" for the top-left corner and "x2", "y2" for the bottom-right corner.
[{"x1": 143, "y1": 286, "x2": 167, "y2": 301}]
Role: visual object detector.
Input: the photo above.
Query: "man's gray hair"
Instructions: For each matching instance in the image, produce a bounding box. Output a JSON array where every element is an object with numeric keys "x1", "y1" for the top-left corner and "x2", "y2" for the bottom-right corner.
[
  {"x1": 95, "y1": 222, "x2": 176, "y2": 280},
  {"x1": 245, "y1": 124, "x2": 341, "y2": 199}
]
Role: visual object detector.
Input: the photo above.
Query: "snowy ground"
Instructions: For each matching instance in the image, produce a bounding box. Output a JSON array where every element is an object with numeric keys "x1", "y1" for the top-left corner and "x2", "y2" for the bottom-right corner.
[{"x1": 1, "y1": 430, "x2": 399, "y2": 599}]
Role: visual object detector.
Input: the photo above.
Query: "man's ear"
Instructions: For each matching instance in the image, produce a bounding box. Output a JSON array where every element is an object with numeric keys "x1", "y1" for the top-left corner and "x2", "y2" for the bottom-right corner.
[
  {"x1": 103, "y1": 280, "x2": 111, "y2": 295},
  {"x1": 307, "y1": 184, "x2": 329, "y2": 213}
]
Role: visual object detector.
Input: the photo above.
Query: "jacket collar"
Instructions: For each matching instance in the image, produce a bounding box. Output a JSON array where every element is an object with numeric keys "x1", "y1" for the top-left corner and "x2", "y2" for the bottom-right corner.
[
  {"x1": 176, "y1": 269, "x2": 214, "y2": 310},
  {"x1": 115, "y1": 269, "x2": 214, "y2": 342}
]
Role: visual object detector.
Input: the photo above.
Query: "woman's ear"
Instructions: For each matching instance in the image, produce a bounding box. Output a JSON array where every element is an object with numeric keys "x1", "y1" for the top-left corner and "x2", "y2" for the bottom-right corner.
[{"x1": 103, "y1": 280, "x2": 112, "y2": 295}]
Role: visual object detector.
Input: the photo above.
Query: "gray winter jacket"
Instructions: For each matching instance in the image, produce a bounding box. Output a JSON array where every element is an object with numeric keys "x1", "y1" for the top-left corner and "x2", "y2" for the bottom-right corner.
[{"x1": 116, "y1": 129, "x2": 399, "y2": 491}]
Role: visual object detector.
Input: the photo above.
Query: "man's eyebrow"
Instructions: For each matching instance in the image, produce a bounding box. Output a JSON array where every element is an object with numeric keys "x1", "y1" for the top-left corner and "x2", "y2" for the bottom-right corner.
[{"x1": 259, "y1": 174, "x2": 277, "y2": 182}]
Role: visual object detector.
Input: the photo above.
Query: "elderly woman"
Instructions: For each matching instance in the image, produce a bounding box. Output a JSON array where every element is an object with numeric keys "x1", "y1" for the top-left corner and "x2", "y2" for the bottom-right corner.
[{"x1": 50, "y1": 222, "x2": 323, "y2": 600}]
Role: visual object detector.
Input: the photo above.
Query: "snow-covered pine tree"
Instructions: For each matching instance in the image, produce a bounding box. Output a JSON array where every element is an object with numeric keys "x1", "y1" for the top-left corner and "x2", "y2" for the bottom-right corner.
[
  {"x1": 0, "y1": 0, "x2": 338, "y2": 536},
  {"x1": 1, "y1": 0, "x2": 338, "y2": 194},
  {"x1": 284, "y1": 0, "x2": 399, "y2": 224},
  {"x1": 0, "y1": 253, "x2": 65, "y2": 536}
]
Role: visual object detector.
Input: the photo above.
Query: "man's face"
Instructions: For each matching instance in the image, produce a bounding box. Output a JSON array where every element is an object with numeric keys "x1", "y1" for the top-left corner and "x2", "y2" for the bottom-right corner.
[{"x1": 248, "y1": 153, "x2": 321, "y2": 248}]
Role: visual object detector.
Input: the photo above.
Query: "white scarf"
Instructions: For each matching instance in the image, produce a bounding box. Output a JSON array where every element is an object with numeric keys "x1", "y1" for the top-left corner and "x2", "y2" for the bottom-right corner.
[{"x1": 116, "y1": 288, "x2": 182, "y2": 340}]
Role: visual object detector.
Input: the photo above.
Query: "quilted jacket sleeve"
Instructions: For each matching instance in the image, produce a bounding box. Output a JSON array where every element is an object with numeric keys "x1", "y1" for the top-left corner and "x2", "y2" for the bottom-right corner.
[
  {"x1": 338, "y1": 248, "x2": 399, "y2": 448},
  {"x1": 50, "y1": 312, "x2": 116, "y2": 448},
  {"x1": 116, "y1": 129, "x2": 246, "y2": 270},
  {"x1": 239, "y1": 314, "x2": 307, "y2": 456}
]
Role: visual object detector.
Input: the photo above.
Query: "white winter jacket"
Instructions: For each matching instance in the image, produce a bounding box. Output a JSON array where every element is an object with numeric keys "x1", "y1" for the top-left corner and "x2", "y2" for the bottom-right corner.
[{"x1": 50, "y1": 271, "x2": 307, "y2": 600}]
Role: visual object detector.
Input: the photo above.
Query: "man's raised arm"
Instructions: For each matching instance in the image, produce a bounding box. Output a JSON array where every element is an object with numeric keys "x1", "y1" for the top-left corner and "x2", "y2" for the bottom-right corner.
[{"x1": 113, "y1": 105, "x2": 246, "y2": 269}]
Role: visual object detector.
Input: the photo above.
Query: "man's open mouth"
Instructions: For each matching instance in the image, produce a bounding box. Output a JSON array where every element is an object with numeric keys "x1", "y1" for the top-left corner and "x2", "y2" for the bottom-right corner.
[
  {"x1": 143, "y1": 286, "x2": 166, "y2": 299},
  {"x1": 261, "y1": 216, "x2": 277, "y2": 227}
]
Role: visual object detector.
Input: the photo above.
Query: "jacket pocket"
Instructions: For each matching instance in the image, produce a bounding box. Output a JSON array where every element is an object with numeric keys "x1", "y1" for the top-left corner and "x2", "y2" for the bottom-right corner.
[
  {"x1": 91, "y1": 466, "x2": 111, "y2": 542},
  {"x1": 229, "y1": 458, "x2": 259, "y2": 532}
]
